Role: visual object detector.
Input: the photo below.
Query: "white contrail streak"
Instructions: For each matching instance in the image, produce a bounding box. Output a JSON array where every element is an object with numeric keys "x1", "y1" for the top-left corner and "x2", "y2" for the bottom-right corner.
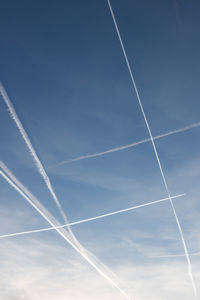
[
  {"x1": 0, "y1": 85, "x2": 129, "y2": 294},
  {"x1": 52, "y1": 121, "x2": 200, "y2": 167},
  {"x1": 0, "y1": 194, "x2": 185, "y2": 239},
  {"x1": 0, "y1": 82, "x2": 67, "y2": 223},
  {"x1": 107, "y1": 0, "x2": 197, "y2": 297},
  {"x1": 0, "y1": 164, "x2": 130, "y2": 299},
  {"x1": 0, "y1": 82, "x2": 85, "y2": 254}
]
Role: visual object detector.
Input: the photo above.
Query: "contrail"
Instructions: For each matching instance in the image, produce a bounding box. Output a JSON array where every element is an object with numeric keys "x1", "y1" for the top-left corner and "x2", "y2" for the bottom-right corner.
[
  {"x1": 0, "y1": 161, "x2": 82, "y2": 250},
  {"x1": 0, "y1": 193, "x2": 185, "y2": 239},
  {"x1": 52, "y1": 121, "x2": 200, "y2": 167},
  {"x1": 0, "y1": 163, "x2": 131, "y2": 299},
  {"x1": 0, "y1": 83, "x2": 67, "y2": 223},
  {"x1": 0, "y1": 82, "x2": 85, "y2": 254},
  {"x1": 107, "y1": 0, "x2": 197, "y2": 297},
  {"x1": 0, "y1": 85, "x2": 129, "y2": 295}
]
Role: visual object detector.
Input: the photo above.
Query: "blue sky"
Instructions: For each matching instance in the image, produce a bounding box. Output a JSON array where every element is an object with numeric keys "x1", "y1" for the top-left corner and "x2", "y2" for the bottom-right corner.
[{"x1": 0, "y1": 0, "x2": 200, "y2": 299}]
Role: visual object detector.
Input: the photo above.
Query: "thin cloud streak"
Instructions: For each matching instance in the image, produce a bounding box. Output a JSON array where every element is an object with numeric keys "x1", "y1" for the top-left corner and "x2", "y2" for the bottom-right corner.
[
  {"x1": 0, "y1": 194, "x2": 185, "y2": 239},
  {"x1": 52, "y1": 121, "x2": 200, "y2": 168},
  {"x1": 107, "y1": 0, "x2": 197, "y2": 297},
  {"x1": 0, "y1": 162, "x2": 131, "y2": 299}
]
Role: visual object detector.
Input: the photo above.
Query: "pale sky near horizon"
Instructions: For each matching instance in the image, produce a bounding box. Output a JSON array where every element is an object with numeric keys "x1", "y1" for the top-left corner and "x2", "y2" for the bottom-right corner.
[{"x1": 0, "y1": 0, "x2": 200, "y2": 299}]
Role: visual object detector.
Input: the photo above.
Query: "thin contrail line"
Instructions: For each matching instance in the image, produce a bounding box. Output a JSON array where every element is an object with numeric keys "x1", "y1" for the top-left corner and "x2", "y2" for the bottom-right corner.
[
  {"x1": 0, "y1": 85, "x2": 128, "y2": 294},
  {"x1": 0, "y1": 164, "x2": 131, "y2": 299},
  {"x1": 0, "y1": 82, "x2": 67, "y2": 223},
  {"x1": 52, "y1": 121, "x2": 200, "y2": 167},
  {"x1": 0, "y1": 161, "x2": 130, "y2": 296},
  {"x1": 0, "y1": 194, "x2": 185, "y2": 239},
  {"x1": 0, "y1": 82, "x2": 85, "y2": 254},
  {"x1": 107, "y1": 0, "x2": 197, "y2": 297}
]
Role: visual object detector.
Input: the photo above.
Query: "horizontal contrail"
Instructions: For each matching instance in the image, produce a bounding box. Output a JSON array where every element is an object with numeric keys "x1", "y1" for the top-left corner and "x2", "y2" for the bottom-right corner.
[
  {"x1": 0, "y1": 194, "x2": 185, "y2": 239},
  {"x1": 52, "y1": 121, "x2": 200, "y2": 168},
  {"x1": 0, "y1": 164, "x2": 130, "y2": 299}
]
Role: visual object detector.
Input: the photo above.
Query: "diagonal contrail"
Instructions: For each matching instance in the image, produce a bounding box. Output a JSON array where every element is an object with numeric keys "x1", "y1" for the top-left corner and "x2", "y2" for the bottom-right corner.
[
  {"x1": 51, "y1": 121, "x2": 200, "y2": 168},
  {"x1": 0, "y1": 193, "x2": 185, "y2": 239},
  {"x1": 0, "y1": 163, "x2": 131, "y2": 299},
  {"x1": 0, "y1": 82, "x2": 87, "y2": 256},
  {"x1": 107, "y1": 0, "x2": 197, "y2": 297},
  {"x1": 0, "y1": 82, "x2": 67, "y2": 223}
]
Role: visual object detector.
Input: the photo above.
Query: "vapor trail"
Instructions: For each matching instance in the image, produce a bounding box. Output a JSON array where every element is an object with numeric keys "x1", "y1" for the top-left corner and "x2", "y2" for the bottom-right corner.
[
  {"x1": 52, "y1": 121, "x2": 200, "y2": 167},
  {"x1": 107, "y1": 0, "x2": 197, "y2": 297},
  {"x1": 0, "y1": 163, "x2": 130, "y2": 299},
  {"x1": 0, "y1": 82, "x2": 84, "y2": 253},
  {"x1": 0, "y1": 193, "x2": 185, "y2": 239},
  {"x1": 0, "y1": 82, "x2": 67, "y2": 223},
  {"x1": 0, "y1": 85, "x2": 130, "y2": 295}
]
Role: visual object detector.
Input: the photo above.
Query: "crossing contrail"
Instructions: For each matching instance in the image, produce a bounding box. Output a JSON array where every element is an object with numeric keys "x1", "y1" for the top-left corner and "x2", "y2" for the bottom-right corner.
[
  {"x1": 0, "y1": 82, "x2": 86, "y2": 254},
  {"x1": 0, "y1": 193, "x2": 185, "y2": 239},
  {"x1": 0, "y1": 163, "x2": 131, "y2": 299},
  {"x1": 51, "y1": 121, "x2": 200, "y2": 168},
  {"x1": 107, "y1": 0, "x2": 197, "y2": 297}
]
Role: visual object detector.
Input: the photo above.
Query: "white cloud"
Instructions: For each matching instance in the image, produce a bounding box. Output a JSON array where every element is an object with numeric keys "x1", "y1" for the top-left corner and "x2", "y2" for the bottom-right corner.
[
  {"x1": 0, "y1": 203, "x2": 200, "y2": 300},
  {"x1": 1, "y1": 236, "x2": 199, "y2": 300}
]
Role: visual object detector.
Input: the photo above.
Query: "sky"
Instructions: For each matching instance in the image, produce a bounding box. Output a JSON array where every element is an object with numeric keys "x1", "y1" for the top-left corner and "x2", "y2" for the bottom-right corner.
[{"x1": 0, "y1": 0, "x2": 200, "y2": 299}]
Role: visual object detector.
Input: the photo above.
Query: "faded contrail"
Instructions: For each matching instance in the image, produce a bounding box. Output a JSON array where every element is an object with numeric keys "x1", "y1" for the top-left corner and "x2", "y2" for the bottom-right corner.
[
  {"x1": 107, "y1": 0, "x2": 197, "y2": 297},
  {"x1": 0, "y1": 194, "x2": 185, "y2": 239},
  {"x1": 0, "y1": 164, "x2": 130, "y2": 299},
  {"x1": 52, "y1": 121, "x2": 200, "y2": 167}
]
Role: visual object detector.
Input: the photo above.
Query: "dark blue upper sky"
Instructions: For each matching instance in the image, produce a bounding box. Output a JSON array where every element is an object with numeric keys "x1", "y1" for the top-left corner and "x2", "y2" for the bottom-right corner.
[{"x1": 0, "y1": 1, "x2": 200, "y2": 299}]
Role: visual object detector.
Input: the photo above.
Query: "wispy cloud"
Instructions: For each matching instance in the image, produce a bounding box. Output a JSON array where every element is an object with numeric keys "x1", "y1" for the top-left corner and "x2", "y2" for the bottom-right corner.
[
  {"x1": 151, "y1": 252, "x2": 200, "y2": 258},
  {"x1": 1, "y1": 235, "x2": 199, "y2": 299}
]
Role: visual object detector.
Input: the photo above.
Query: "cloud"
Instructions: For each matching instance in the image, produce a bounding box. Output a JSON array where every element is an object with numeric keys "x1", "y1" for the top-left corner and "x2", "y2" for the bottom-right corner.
[
  {"x1": 1, "y1": 200, "x2": 200, "y2": 299},
  {"x1": 1, "y1": 235, "x2": 199, "y2": 300}
]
